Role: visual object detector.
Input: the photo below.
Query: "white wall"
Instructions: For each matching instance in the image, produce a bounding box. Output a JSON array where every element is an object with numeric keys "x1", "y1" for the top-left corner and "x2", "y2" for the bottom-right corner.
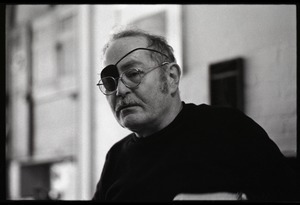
[{"x1": 180, "y1": 5, "x2": 296, "y2": 156}]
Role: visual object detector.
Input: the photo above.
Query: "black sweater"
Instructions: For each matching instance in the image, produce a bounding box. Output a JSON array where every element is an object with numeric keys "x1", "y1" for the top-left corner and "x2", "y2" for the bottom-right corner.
[{"x1": 93, "y1": 102, "x2": 300, "y2": 202}]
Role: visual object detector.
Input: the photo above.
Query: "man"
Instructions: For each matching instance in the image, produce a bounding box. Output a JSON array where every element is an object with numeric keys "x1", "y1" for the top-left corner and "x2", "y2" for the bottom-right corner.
[{"x1": 92, "y1": 29, "x2": 299, "y2": 201}]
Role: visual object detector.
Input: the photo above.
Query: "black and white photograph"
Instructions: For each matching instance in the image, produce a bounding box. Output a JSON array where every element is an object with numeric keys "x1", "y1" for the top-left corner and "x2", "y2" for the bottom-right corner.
[{"x1": 5, "y1": 4, "x2": 299, "y2": 201}]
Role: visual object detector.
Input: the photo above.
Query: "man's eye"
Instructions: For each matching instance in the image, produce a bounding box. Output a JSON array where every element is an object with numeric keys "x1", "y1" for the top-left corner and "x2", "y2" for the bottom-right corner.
[{"x1": 125, "y1": 69, "x2": 140, "y2": 78}]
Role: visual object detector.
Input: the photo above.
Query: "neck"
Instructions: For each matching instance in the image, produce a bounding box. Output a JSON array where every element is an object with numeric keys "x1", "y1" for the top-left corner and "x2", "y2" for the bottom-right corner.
[{"x1": 134, "y1": 98, "x2": 183, "y2": 138}]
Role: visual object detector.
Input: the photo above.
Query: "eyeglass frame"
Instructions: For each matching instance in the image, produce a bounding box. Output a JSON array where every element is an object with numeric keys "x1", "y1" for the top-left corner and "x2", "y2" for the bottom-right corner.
[
  {"x1": 97, "y1": 47, "x2": 170, "y2": 95},
  {"x1": 98, "y1": 62, "x2": 169, "y2": 95}
]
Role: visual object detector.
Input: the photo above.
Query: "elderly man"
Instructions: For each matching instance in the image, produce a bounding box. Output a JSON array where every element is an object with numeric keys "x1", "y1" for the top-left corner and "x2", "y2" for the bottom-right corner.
[{"x1": 92, "y1": 29, "x2": 299, "y2": 201}]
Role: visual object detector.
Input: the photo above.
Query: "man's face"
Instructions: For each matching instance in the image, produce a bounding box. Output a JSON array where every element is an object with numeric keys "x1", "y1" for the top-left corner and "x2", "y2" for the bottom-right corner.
[{"x1": 103, "y1": 36, "x2": 172, "y2": 135}]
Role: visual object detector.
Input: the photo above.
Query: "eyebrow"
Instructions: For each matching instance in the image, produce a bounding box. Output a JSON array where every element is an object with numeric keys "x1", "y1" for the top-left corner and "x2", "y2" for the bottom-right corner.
[{"x1": 118, "y1": 60, "x2": 144, "y2": 72}]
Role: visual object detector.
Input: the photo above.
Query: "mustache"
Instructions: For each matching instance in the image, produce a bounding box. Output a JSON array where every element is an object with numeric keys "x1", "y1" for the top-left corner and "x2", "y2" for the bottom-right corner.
[{"x1": 115, "y1": 99, "x2": 140, "y2": 113}]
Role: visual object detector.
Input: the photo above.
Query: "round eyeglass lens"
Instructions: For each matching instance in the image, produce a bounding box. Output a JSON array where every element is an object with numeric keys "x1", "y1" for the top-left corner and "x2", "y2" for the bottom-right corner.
[
  {"x1": 122, "y1": 69, "x2": 142, "y2": 88},
  {"x1": 100, "y1": 77, "x2": 117, "y2": 94}
]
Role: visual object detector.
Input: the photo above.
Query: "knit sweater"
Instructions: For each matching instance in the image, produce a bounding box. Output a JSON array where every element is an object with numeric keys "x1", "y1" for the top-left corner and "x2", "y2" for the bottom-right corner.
[{"x1": 92, "y1": 102, "x2": 300, "y2": 201}]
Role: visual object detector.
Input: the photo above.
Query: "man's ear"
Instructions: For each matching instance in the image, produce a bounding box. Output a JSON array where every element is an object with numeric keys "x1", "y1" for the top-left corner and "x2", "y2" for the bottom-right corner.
[{"x1": 167, "y1": 63, "x2": 181, "y2": 93}]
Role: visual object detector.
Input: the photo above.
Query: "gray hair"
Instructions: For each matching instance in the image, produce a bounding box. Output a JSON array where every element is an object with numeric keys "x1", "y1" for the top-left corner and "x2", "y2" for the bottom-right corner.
[{"x1": 103, "y1": 28, "x2": 177, "y2": 64}]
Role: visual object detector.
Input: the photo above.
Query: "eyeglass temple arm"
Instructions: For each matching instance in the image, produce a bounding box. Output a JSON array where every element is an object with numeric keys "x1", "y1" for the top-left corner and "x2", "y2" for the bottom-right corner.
[{"x1": 143, "y1": 62, "x2": 169, "y2": 75}]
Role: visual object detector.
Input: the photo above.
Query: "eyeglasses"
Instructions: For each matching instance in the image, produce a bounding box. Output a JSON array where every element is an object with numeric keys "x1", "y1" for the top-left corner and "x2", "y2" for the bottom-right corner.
[
  {"x1": 97, "y1": 48, "x2": 170, "y2": 95},
  {"x1": 97, "y1": 62, "x2": 169, "y2": 95}
]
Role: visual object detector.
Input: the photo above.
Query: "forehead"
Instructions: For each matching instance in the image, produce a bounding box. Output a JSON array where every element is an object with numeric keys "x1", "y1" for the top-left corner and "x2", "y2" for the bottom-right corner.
[{"x1": 104, "y1": 36, "x2": 149, "y2": 66}]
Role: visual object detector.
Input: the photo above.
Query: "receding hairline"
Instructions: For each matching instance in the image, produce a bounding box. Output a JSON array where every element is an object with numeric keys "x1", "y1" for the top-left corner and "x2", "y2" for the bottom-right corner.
[
  {"x1": 104, "y1": 35, "x2": 149, "y2": 53},
  {"x1": 103, "y1": 33, "x2": 155, "y2": 56},
  {"x1": 102, "y1": 29, "x2": 176, "y2": 63}
]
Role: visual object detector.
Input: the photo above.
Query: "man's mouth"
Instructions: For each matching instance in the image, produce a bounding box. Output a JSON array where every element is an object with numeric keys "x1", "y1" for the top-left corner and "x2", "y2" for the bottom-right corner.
[{"x1": 116, "y1": 104, "x2": 138, "y2": 113}]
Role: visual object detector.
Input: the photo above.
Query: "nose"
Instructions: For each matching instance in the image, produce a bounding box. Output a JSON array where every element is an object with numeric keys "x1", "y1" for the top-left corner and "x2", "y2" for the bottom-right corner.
[{"x1": 115, "y1": 78, "x2": 130, "y2": 96}]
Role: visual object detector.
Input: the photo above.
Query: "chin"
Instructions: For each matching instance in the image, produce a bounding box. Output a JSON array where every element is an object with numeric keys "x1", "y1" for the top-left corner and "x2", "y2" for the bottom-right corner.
[{"x1": 120, "y1": 115, "x2": 146, "y2": 131}]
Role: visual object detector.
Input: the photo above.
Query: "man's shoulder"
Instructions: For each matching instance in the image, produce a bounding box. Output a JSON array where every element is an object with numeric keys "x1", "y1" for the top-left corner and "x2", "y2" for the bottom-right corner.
[
  {"x1": 185, "y1": 102, "x2": 239, "y2": 111},
  {"x1": 184, "y1": 102, "x2": 245, "y2": 120},
  {"x1": 183, "y1": 102, "x2": 259, "y2": 136}
]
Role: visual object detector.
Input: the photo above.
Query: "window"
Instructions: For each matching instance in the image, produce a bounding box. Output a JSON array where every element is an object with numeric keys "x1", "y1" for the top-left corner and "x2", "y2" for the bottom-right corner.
[
  {"x1": 31, "y1": 8, "x2": 77, "y2": 89},
  {"x1": 21, "y1": 163, "x2": 51, "y2": 199},
  {"x1": 56, "y1": 14, "x2": 76, "y2": 78},
  {"x1": 209, "y1": 58, "x2": 244, "y2": 111}
]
